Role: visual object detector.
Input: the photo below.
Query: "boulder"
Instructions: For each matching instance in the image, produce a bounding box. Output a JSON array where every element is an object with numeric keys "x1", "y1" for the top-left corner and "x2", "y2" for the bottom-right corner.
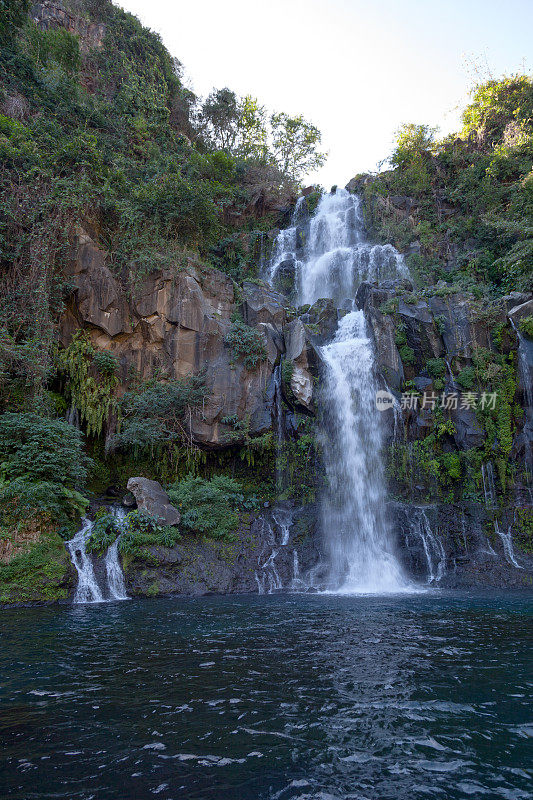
[
  {"x1": 508, "y1": 299, "x2": 533, "y2": 327},
  {"x1": 298, "y1": 298, "x2": 338, "y2": 343},
  {"x1": 241, "y1": 281, "x2": 286, "y2": 329},
  {"x1": 126, "y1": 478, "x2": 181, "y2": 526}
]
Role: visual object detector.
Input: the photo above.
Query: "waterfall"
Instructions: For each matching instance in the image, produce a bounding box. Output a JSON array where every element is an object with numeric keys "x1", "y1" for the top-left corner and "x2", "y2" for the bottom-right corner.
[
  {"x1": 67, "y1": 508, "x2": 129, "y2": 603},
  {"x1": 254, "y1": 508, "x2": 302, "y2": 593},
  {"x1": 412, "y1": 508, "x2": 446, "y2": 583},
  {"x1": 481, "y1": 462, "x2": 497, "y2": 508},
  {"x1": 104, "y1": 508, "x2": 128, "y2": 600},
  {"x1": 269, "y1": 188, "x2": 411, "y2": 593},
  {"x1": 271, "y1": 189, "x2": 410, "y2": 307},
  {"x1": 320, "y1": 311, "x2": 406, "y2": 591},
  {"x1": 494, "y1": 522, "x2": 522, "y2": 569},
  {"x1": 510, "y1": 320, "x2": 533, "y2": 499},
  {"x1": 67, "y1": 519, "x2": 105, "y2": 604}
]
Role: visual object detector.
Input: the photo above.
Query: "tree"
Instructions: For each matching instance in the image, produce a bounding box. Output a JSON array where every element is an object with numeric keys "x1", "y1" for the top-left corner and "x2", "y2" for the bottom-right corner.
[
  {"x1": 198, "y1": 89, "x2": 327, "y2": 182},
  {"x1": 270, "y1": 112, "x2": 327, "y2": 182},
  {"x1": 390, "y1": 123, "x2": 437, "y2": 193},
  {"x1": 0, "y1": 412, "x2": 91, "y2": 487},
  {"x1": 198, "y1": 88, "x2": 240, "y2": 151}
]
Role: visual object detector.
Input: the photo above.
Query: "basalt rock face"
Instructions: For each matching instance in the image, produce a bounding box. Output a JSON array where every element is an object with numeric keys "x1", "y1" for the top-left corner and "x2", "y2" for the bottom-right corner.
[
  {"x1": 392, "y1": 501, "x2": 533, "y2": 589},
  {"x1": 122, "y1": 506, "x2": 316, "y2": 597},
  {"x1": 58, "y1": 228, "x2": 533, "y2": 594},
  {"x1": 59, "y1": 228, "x2": 326, "y2": 447},
  {"x1": 31, "y1": 1, "x2": 107, "y2": 52}
]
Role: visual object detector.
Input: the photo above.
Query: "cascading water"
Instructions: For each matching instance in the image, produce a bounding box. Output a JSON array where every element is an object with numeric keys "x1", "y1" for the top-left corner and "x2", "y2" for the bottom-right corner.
[
  {"x1": 270, "y1": 189, "x2": 410, "y2": 306},
  {"x1": 494, "y1": 521, "x2": 522, "y2": 569},
  {"x1": 67, "y1": 518, "x2": 105, "y2": 604},
  {"x1": 269, "y1": 188, "x2": 411, "y2": 592},
  {"x1": 510, "y1": 320, "x2": 533, "y2": 499},
  {"x1": 104, "y1": 508, "x2": 129, "y2": 601},
  {"x1": 67, "y1": 507, "x2": 129, "y2": 603},
  {"x1": 320, "y1": 311, "x2": 406, "y2": 591},
  {"x1": 412, "y1": 508, "x2": 446, "y2": 584}
]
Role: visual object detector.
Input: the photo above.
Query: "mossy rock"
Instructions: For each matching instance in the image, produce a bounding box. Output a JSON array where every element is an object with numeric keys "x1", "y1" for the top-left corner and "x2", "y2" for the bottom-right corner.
[{"x1": 0, "y1": 531, "x2": 75, "y2": 604}]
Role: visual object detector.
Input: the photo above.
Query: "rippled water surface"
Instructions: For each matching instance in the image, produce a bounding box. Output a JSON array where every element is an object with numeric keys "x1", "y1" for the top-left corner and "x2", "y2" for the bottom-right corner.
[{"x1": 1, "y1": 593, "x2": 532, "y2": 799}]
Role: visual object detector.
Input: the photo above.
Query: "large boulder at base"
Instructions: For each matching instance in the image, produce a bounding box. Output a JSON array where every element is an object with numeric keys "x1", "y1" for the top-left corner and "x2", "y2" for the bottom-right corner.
[{"x1": 127, "y1": 478, "x2": 181, "y2": 526}]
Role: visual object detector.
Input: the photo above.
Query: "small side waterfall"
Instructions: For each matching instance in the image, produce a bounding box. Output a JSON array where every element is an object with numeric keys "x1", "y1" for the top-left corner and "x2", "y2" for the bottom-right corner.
[
  {"x1": 67, "y1": 508, "x2": 129, "y2": 603},
  {"x1": 67, "y1": 519, "x2": 105, "y2": 604},
  {"x1": 510, "y1": 321, "x2": 533, "y2": 499},
  {"x1": 494, "y1": 522, "x2": 522, "y2": 569},
  {"x1": 104, "y1": 508, "x2": 128, "y2": 601},
  {"x1": 413, "y1": 508, "x2": 446, "y2": 584},
  {"x1": 254, "y1": 508, "x2": 302, "y2": 593},
  {"x1": 268, "y1": 188, "x2": 411, "y2": 592},
  {"x1": 481, "y1": 462, "x2": 497, "y2": 509}
]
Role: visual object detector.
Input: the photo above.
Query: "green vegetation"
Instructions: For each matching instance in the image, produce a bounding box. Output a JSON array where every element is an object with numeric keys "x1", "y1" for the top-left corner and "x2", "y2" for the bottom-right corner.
[
  {"x1": 0, "y1": 0, "x2": 324, "y2": 412},
  {"x1": 198, "y1": 88, "x2": 326, "y2": 182},
  {"x1": 85, "y1": 507, "x2": 180, "y2": 555},
  {"x1": 360, "y1": 75, "x2": 533, "y2": 295},
  {"x1": 85, "y1": 508, "x2": 123, "y2": 554},
  {"x1": 0, "y1": 529, "x2": 72, "y2": 603},
  {"x1": 112, "y1": 377, "x2": 206, "y2": 466},
  {"x1": 224, "y1": 319, "x2": 266, "y2": 370},
  {"x1": 0, "y1": 412, "x2": 90, "y2": 529},
  {"x1": 515, "y1": 507, "x2": 533, "y2": 553},
  {"x1": 168, "y1": 474, "x2": 260, "y2": 540},
  {"x1": 119, "y1": 510, "x2": 180, "y2": 554},
  {"x1": 519, "y1": 316, "x2": 533, "y2": 339},
  {"x1": 59, "y1": 332, "x2": 119, "y2": 437}
]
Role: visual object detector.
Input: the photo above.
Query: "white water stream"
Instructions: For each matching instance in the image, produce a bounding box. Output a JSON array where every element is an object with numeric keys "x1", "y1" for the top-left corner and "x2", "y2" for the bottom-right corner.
[
  {"x1": 67, "y1": 508, "x2": 128, "y2": 603},
  {"x1": 269, "y1": 189, "x2": 412, "y2": 592}
]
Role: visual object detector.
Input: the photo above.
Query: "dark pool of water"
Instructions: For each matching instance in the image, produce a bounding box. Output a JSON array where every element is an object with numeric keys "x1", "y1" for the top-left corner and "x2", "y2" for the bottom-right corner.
[{"x1": 0, "y1": 592, "x2": 532, "y2": 799}]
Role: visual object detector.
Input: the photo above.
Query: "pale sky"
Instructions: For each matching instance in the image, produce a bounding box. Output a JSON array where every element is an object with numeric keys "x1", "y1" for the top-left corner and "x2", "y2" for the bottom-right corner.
[{"x1": 118, "y1": 0, "x2": 532, "y2": 187}]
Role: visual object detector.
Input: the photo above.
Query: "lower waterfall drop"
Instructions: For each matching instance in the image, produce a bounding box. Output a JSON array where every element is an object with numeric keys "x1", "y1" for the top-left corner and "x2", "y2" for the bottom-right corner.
[
  {"x1": 67, "y1": 508, "x2": 129, "y2": 603},
  {"x1": 67, "y1": 519, "x2": 105, "y2": 604},
  {"x1": 320, "y1": 310, "x2": 407, "y2": 592},
  {"x1": 104, "y1": 508, "x2": 129, "y2": 601}
]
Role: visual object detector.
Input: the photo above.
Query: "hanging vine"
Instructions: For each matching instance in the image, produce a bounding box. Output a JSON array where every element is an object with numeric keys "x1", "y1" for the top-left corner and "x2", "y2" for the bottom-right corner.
[{"x1": 59, "y1": 331, "x2": 119, "y2": 437}]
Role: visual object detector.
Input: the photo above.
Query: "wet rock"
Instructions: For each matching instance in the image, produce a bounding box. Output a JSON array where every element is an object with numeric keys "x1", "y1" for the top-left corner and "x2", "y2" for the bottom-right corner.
[
  {"x1": 298, "y1": 298, "x2": 338, "y2": 344},
  {"x1": 241, "y1": 281, "x2": 287, "y2": 329},
  {"x1": 508, "y1": 298, "x2": 533, "y2": 327},
  {"x1": 450, "y1": 405, "x2": 485, "y2": 450},
  {"x1": 283, "y1": 319, "x2": 319, "y2": 412}
]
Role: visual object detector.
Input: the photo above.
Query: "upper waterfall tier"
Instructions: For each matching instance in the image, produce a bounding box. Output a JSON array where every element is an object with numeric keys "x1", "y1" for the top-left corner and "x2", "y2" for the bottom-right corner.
[{"x1": 269, "y1": 188, "x2": 410, "y2": 306}]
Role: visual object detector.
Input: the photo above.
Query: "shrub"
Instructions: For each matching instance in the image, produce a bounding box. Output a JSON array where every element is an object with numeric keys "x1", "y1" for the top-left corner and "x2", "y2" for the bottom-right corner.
[
  {"x1": 0, "y1": 530, "x2": 72, "y2": 603},
  {"x1": 399, "y1": 345, "x2": 415, "y2": 365},
  {"x1": 168, "y1": 474, "x2": 260, "y2": 540},
  {"x1": 85, "y1": 509, "x2": 123, "y2": 554},
  {"x1": 519, "y1": 316, "x2": 533, "y2": 339},
  {"x1": 0, "y1": 412, "x2": 91, "y2": 487},
  {"x1": 119, "y1": 509, "x2": 180, "y2": 554},
  {"x1": 426, "y1": 358, "x2": 446, "y2": 380},
  {"x1": 93, "y1": 351, "x2": 119, "y2": 376},
  {"x1": 456, "y1": 366, "x2": 476, "y2": 390},
  {"x1": 0, "y1": 478, "x2": 88, "y2": 530},
  {"x1": 224, "y1": 320, "x2": 266, "y2": 370},
  {"x1": 113, "y1": 377, "x2": 206, "y2": 457}
]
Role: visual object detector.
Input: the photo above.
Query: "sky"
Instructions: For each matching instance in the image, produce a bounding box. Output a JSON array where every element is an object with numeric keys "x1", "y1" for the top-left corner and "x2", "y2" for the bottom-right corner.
[{"x1": 118, "y1": 0, "x2": 532, "y2": 187}]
